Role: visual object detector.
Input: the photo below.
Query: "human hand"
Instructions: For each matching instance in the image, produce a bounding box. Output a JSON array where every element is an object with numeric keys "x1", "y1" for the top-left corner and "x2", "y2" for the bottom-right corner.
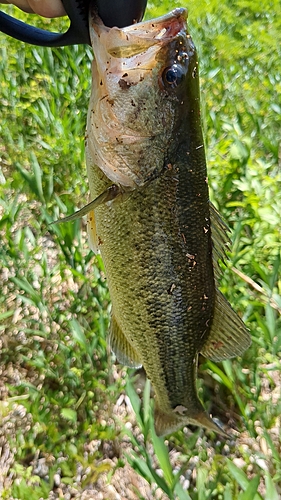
[{"x1": 0, "y1": 0, "x2": 66, "y2": 17}]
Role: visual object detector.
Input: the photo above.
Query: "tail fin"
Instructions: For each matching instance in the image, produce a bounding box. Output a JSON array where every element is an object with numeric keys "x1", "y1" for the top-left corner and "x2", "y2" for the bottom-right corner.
[{"x1": 154, "y1": 404, "x2": 229, "y2": 438}]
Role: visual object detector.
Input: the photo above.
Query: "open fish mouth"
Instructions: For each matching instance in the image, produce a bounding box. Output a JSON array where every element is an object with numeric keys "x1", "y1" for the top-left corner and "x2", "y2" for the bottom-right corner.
[
  {"x1": 89, "y1": 7, "x2": 188, "y2": 60},
  {"x1": 86, "y1": 6, "x2": 194, "y2": 188},
  {"x1": 60, "y1": 6, "x2": 251, "y2": 439},
  {"x1": 114, "y1": 7, "x2": 188, "y2": 43}
]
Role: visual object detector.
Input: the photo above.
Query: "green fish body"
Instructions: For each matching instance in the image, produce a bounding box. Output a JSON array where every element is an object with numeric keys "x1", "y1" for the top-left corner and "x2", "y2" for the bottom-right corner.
[{"x1": 73, "y1": 8, "x2": 251, "y2": 435}]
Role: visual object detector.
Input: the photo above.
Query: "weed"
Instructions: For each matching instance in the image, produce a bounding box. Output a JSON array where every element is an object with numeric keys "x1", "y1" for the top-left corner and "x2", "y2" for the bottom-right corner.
[{"x1": 0, "y1": 0, "x2": 280, "y2": 498}]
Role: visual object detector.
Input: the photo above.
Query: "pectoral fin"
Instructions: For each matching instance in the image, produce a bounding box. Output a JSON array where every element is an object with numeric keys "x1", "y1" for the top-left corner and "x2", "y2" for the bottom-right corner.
[
  {"x1": 109, "y1": 315, "x2": 142, "y2": 369},
  {"x1": 201, "y1": 290, "x2": 251, "y2": 361},
  {"x1": 50, "y1": 184, "x2": 121, "y2": 225},
  {"x1": 87, "y1": 209, "x2": 99, "y2": 254}
]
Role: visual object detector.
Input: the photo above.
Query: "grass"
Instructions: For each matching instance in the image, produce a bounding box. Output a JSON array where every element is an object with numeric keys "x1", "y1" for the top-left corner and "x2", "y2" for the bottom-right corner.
[{"x1": 0, "y1": 0, "x2": 280, "y2": 498}]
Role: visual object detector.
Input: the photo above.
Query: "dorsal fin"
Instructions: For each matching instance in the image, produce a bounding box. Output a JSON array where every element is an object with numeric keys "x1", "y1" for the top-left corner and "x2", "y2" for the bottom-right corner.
[
  {"x1": 206, "y1": 202, "x2": 251, "y2": 360},
  {"x1": 209, "y1": 202, "x2": 230, "y2": 280},
  {"x1": 201, "y1": 289, "x2": 251, "y2": 361}
]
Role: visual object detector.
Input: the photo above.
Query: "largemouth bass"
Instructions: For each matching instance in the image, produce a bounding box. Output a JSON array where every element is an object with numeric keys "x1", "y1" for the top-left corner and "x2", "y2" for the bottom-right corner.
[{"x1": 59, "y1": 7, "x2": 251, "y2": 436}]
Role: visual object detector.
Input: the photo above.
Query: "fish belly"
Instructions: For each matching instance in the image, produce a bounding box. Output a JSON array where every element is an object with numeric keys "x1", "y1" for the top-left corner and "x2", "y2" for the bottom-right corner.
[{"x1": 90, "y1": 160, "x2": 214, "y2": 413}]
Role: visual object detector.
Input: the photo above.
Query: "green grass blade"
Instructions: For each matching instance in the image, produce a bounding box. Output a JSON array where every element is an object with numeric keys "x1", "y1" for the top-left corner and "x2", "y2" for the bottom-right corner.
[
  {"x1": 174, "y1": 482, "x2": 192, "y2": 500},
  {"x1": 126, "y1": 377, "x2": 142, "y2": 425},
  {"x1": 69, "y1": 318, "x2": 88, "y2": 351},
  {"x1": 226, "y1": 461, "x2": 262, "y2": 500},
  {"x1": 238, "y1": 475, "x2": 260, "y2": 500},
  {"x1": 264, "y1": 471, "x2": 279, "y2": 500},
  {"x1": 150, "y1": 426, "x2": 174, "y2": 488}
]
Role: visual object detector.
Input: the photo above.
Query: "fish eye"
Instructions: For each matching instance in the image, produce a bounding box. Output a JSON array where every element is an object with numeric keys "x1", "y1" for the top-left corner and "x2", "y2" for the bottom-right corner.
[{"x1": 162, "y1": 64, "x2": 185, "y2": 88}]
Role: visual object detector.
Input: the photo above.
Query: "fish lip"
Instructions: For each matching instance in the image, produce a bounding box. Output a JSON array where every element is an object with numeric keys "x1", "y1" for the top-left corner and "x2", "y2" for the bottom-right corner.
[
  {"x1": 122, "y1": 8, "x2": 188, "y2": 39},
  {"x1": 89, "y1": 7, "x2": 188, "y2": 46},
  {"x1": 86, "y1": 7, "x2": 192, "y2": 188}
]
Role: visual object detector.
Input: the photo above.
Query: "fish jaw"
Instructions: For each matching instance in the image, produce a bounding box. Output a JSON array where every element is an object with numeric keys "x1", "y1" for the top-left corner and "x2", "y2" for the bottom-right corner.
[
  {"x1": 89, "y1": 7, "x2": 188, "y2": 62},
  {"x1": 84, "y1": 6, "x2": 250, "y2": 440},
  {"x1": 88, "y1": 7, "x2": 188, "y2": 77},
  {"x1": 86, "y1": 7, "x2": 194, "y2": 188}
]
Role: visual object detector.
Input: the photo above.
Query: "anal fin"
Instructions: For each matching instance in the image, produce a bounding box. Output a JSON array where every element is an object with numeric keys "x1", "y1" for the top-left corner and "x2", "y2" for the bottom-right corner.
[
  {"x1": 201, "y1": 290, "x2": 251, "y2": 361},
  {"x1": 109, "y1": 315, "x2": 142, "y2": 369}
]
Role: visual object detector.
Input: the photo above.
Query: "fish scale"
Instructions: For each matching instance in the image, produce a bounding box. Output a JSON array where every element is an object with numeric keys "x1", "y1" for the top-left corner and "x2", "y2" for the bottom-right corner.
[
  {"x1": 91, "y1": 156, "x2": 215, "y2": 425},
  {"x1": 54, "y1": 7, "x2": 251, "y2": 436},
  {"x1": 86, "y1": 8, "x2": 251, "y2": 436}
]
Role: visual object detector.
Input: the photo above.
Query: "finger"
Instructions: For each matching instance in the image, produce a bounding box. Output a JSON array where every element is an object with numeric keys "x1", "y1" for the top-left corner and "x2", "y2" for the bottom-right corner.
[
  {"x1": 27, "y1": 0, "x2": 66, "y2": 17},
  {"x1": 1, "y1": 1, "x2": 34, "y2": 13}
]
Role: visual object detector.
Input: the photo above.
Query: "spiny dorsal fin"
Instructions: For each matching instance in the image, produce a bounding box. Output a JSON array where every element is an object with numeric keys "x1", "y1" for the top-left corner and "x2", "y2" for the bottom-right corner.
[
  {"x1": 109, "y1": 314, "x2": 142, "y2": 369},
  {"x1": 201, "y1": 289, "x2": 251, "y2": 361}
]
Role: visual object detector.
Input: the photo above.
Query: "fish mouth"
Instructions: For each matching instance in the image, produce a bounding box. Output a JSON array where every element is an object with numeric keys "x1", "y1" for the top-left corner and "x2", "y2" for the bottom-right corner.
[
  {"x1": 118, "y1": 8, "x2": 188, "y2": 42},
  {"x1": 89, "y1": 8, "x2": 188, "y2": 58},
  {"x1": 86, "y1": 7, "x2": 191, "y2": 188}
]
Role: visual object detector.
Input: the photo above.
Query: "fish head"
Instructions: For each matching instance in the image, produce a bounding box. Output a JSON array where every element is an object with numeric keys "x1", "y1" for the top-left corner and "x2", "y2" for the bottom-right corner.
[{"x1": 86, "y1": 8, "x2": 200, "y2": 188}]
